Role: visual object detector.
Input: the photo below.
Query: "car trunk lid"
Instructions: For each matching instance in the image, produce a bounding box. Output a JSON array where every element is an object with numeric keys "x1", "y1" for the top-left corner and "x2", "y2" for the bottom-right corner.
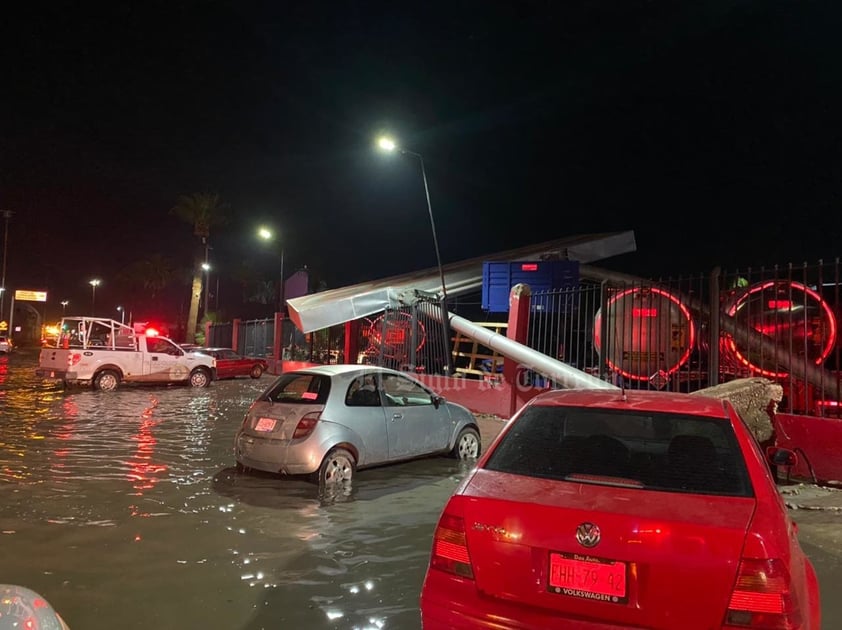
[
  {"x1": 458, "y1": 469, "x2": 755, "y2": 629},
  {"x1": 241, "y1": 401, "x2": 326, "y2": 440}
]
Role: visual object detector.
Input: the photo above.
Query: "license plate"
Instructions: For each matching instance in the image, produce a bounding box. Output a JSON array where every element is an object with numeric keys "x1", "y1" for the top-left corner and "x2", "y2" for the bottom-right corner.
[
  {"x1": 254, "y1": 417, "x2": 277, "y2": 432},
  {"x1": 548, "y1": 552, "x2": 628, "y2": 604}
]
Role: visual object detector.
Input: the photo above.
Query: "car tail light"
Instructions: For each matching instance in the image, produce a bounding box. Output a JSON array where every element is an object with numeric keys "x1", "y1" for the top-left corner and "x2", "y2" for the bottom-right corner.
[
  {"x1": 292, "y1": 412, "x2": 321, "y2": 439},
  {"x1": 724, "y1": 558, "x2": 801, "y2": 629},
  {"x1": 430, "y1": 512, "x2": 474, "y2": 579}
]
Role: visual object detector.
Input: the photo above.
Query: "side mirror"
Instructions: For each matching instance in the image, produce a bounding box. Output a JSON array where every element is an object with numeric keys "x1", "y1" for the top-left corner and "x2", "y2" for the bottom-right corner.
[
  {"x1": 432, "y1": 395, "x2": 443, "y2": 409},
  {"x1": 766, "y1": 446, "x2": 797, "y2": 468}
]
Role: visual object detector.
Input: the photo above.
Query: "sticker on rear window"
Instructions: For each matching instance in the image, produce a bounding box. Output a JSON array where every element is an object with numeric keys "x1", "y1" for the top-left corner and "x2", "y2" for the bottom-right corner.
[{"x1": 301, "y1": 392, "x2": 318, "y2": 400}]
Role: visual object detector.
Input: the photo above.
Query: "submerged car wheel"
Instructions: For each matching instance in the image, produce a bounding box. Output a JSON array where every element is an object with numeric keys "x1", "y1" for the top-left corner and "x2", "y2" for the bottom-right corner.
[
  {"x1": 189, "y1": 367, "x2": 212, "y2": 388},
  {"x1": 94, "y1": 369, "x2": 121, "y2": 392},
  {"x1": 249, "y1": 364, "x2": 264, "y2": 379},
  {"x1": 451, "y1": 427, "x2": 481, "y2": 460},
  {"x1": 317, "y1": 448, "x2": 356, "y2": 485}
]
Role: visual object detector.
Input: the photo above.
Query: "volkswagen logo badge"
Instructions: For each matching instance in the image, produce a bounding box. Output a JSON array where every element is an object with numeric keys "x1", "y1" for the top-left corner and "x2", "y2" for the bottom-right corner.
[{"x1": 576, "y1": 522, "x2": 600, "y2": 548}]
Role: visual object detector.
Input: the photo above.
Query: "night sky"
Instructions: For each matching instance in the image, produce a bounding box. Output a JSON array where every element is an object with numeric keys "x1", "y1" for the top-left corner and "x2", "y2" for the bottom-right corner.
[{"x1": 3, "y1": 1, "x2": 842, "y2": 318}]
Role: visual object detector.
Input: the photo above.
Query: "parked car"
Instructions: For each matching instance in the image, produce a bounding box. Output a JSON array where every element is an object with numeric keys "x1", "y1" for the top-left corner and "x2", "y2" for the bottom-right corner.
[
  {"x1": 0, "y1": 335, "x2": 11, "y2": 353},
  {"x1": 420, "y1": 388, "x2": 821, "y2": 629},
  {"x1": 194, "y1": 347, "x2": 268, "y2": 379},
  {"x1": 234, "y1": 365, "x2": 481, "y2": 484}
]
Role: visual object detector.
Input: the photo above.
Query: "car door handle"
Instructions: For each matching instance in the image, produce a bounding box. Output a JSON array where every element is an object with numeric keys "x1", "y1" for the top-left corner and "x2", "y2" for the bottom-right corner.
[{"x1": 392, "y1": 413, "x2": 403, "y2": 421}]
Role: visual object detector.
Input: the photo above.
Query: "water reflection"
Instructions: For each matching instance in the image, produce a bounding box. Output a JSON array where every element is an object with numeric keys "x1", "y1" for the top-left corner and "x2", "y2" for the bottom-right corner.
[{"x1": 0, "y1": 353, "x2": 472, "y2": 629}]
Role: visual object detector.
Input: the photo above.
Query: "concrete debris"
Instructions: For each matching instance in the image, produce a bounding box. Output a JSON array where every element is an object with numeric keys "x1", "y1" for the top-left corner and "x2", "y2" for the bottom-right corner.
[
  {"x1": 693, "y1": 377, "x2": 783, "y2": 443},
  {"x1": 780, "y1": 483, "x2": 842, "y2": 512}
]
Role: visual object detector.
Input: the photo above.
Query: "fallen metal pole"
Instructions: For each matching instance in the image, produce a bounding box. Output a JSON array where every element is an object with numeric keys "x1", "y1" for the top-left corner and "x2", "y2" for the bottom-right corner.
[{"x1": 417, "y1": 302, "x2": 619, "y2": 391}]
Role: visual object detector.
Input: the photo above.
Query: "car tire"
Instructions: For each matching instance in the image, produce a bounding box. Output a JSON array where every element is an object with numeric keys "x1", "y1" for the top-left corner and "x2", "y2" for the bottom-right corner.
[
  {"x1": 249, "y1": 365, "x2": 264, "y2": 379},
  {"x1": 451, "y1": 427, "x2": 481, "y2": 460},
  {"x1": 316, "y1": 448, "x2": 356, "y2": 485},
  {"x1": 93, "y1": 369, "x2": 121, "y2": 392},
  {"x1": 189, "y1": 367, "x2": 212, "y2": 388}
]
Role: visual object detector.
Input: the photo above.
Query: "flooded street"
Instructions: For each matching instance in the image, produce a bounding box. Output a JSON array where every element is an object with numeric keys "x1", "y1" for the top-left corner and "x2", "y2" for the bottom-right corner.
[
  {"x1": 0, "y1": 351, "x2": 472, "y2": 629},
  {"x1": 2, "y1": 350, "x2": 841, "y2": 629}
]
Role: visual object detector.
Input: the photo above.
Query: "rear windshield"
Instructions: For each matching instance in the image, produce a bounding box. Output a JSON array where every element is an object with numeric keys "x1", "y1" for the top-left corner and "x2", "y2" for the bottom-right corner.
[
  {"x1": 262, "y1": 373, "x2": 331, "y2": 405},
  {"x1": 484, "y1": 405, "x2": 752, "y2": 497}
]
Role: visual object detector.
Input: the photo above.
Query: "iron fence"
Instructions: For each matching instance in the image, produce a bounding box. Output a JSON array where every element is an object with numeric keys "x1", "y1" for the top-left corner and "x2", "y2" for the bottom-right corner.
[
  {"x1": 357, "y1": 297, "x2": 452, "y2": 375},
  {"x1": 526, "y1": 260, "x2": 842, "y2": 416},
  {"x1": 206, "y1": 321, "x2": 232, "y2": 349}
]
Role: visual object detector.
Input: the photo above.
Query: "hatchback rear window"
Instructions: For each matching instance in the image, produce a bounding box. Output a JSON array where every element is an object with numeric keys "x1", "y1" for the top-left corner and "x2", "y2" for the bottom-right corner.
[
  {"x1": 263, "y1": 373, "x2": 331, "y2": 404},
  {"x1": 484, "y1": 405, "x2": 752, "y2": 497}
]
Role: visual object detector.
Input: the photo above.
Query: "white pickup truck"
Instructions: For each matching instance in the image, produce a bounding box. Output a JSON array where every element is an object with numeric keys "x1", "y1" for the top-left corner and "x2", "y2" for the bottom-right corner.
[{"x1": 36, "y1": 316, "x2": 217, "y2": 391}]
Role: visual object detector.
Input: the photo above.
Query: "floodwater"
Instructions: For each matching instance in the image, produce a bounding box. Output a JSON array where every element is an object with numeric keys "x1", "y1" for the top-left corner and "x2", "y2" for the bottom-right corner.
[
  {"x1": 3, "y1": 351, "x2": 841, "y2": 629},
  {"x1": 0, "y1": 351, "x2": 474, "y2": 630}
]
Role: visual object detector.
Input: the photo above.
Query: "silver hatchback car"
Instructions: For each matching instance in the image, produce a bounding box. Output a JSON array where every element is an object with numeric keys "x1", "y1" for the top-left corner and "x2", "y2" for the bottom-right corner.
[{"x1": 234, "y1": 365, "x2": 481, "y2": 484}]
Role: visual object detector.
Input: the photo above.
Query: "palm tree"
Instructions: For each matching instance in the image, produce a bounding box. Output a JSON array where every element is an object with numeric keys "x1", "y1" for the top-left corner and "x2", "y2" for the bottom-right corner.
[
  {"x1": 171, "y1": 193, "x2": 227, "y2": 343},
  {"x1": 117, "y1": 254, "x2": 177, "y2": 318}
]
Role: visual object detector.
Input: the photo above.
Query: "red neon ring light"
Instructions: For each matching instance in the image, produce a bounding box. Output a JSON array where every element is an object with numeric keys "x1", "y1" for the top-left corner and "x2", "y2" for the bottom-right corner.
[
  {"x1": 594, "y1": 286, "x2": 696, "y2": 381},
  {"x1": 724, "y1": 280, "x2": 837, "y2": 378}
]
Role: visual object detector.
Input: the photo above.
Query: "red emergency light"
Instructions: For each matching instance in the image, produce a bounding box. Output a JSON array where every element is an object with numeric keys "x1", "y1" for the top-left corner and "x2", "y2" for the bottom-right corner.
[{"x1": 521, "y1": 263, "x2": 538, "y2": 271}]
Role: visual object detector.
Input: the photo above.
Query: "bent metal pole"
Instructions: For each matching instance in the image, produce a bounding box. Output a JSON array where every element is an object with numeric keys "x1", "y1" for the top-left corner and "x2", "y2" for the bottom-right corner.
[{"x1": 417, "y1": 302, "x2": 619, "y2": 391}]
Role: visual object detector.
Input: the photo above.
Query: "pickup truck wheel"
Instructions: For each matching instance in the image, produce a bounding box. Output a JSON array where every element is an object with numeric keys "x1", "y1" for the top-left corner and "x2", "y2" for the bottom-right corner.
[
  {"x1": 249, "y1": 365, "x2": 264, "y2": 379},
  {"x1": 94, "y1": 370, "x2": 121, "y2": 392},
  {"x1": 189, "y1": 367, "x2": 212, "y2": 388}
]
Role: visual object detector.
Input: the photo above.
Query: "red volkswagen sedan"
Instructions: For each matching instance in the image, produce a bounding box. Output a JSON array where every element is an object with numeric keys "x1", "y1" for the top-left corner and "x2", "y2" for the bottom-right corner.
[
  {"x1": 195, "y1": 347, "x2": 268, "y2": 380},
  {"x1": 420, "y1": 389, "x2": 820, "y2": 629}
]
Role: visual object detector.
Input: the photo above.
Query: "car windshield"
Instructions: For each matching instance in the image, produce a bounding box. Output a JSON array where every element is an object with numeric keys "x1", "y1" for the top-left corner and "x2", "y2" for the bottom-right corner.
[
  {"x1": 262, "y1": 372, "x2": 331, "y2": 404},
  {"x1": 484, "y1": 405, "x2": 752, "y2": 497}
]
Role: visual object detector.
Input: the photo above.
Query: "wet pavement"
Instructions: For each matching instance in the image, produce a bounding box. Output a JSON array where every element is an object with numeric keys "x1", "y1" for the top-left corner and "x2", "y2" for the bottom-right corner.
[{"x1": 0, "y1": 350, "x2": 839, "y2": 628}]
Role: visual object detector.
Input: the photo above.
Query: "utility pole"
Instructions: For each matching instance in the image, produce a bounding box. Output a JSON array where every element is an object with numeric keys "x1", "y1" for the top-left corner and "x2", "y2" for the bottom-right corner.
[{"x1": 0, "y1": 211, "x2": 12, "y2": 325}]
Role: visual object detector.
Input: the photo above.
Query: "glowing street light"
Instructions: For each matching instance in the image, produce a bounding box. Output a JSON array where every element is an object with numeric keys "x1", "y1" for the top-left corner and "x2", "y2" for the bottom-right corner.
[
  {"x1": 60, "y1": 300, "x2": 69, "y2": 316},
  {"x1": 376, "y1": 135, "x2": 452, "y2": 374},
  {"x1": 116, "y1": 305, "x2": 125, "y2": 324},
  {"x1": 89, "y1": 279, "x2": 101, "y2": 316},
  {"x1": 257, "y1": 226, "x2": 285, "y2": 313}
]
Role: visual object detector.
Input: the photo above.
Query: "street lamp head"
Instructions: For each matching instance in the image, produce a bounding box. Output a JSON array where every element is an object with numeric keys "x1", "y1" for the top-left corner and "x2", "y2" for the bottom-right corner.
[
  {"x1": 377, "y1": 136, "x2": 397, "y2": 152},
  {"x1": 257, "y1": 227, "x2": 272, "y2": 241},
  {"x1": 201, "y1": 262, "x2": 211, "y2": 272},
  {"x1": 89, "y1": 279, "x2": 101, "y2": 288},
  {"x1": 61, "y1": 300, "x2": 69, "y2": 307}
]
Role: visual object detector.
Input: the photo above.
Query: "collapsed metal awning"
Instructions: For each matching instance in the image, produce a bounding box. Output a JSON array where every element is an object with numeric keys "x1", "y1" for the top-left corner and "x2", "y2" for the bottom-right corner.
[{"x1": 287, "y1": 231, "x2": 636, "y2": 332}]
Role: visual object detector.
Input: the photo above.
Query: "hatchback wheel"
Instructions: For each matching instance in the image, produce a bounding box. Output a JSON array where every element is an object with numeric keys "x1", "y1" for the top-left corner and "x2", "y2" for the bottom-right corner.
[
  {"x1": 317, "y1": 448, "x2": 356, "y2": 484},
  {"x1": 249, "y1": 364, "x2": 264, "y2": 379},
  {"x1": 451, "y1": 427, "x2": 481, "y2": 460}
]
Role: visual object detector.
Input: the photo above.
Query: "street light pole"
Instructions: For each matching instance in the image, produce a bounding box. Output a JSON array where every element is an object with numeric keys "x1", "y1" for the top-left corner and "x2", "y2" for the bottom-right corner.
[
  {"x1": 279, "y1": 247, "x2": 285, "y2": 314},
  {"x1": 376, "y1": 137, "x2": 453, "y2": 374},
  {"x1": 258, "y1": 226, "x2": 285, "y2": 314},
  {"x1": 0, "y1": 210, "x2": 12, "y2": 324},
  {"x1": 404, "y1": 149, "x2": 447, "y2": 307},
  {"x1": 89, "y1": 279, "x2": 100, "y2": 317},
  {"x1": 201, "y1": 262, "x2": 211, "y2": 314},
  {"x1": 61, "y1": 300, "x2": 69, "y2": 317}
]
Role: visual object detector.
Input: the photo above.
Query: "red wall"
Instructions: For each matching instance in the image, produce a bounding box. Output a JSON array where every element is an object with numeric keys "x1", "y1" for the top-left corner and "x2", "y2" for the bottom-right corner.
[
  {"x1": 415, "y1": 374, "x2": 545, "y2": 419},
  {"x1": 774, "y1": 413, "x2": 842, "y2": 483}
]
